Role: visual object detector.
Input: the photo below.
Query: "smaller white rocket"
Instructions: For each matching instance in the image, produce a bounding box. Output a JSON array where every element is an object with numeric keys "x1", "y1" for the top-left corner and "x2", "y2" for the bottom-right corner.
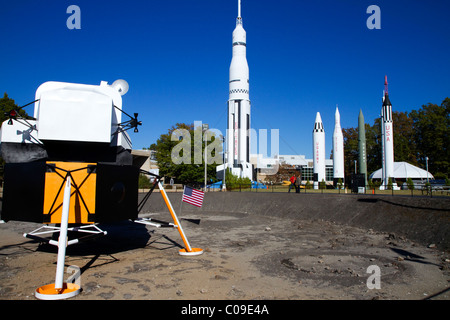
[
  {"x1": 333, "y1": 106, "x2": 345, "y2": 186},
  {"x1": 313, "y1": 112, "x2": 326, "y2": 189},
  {"x1": 380, "y1": 75, "x2": 396, "y2": 190}
]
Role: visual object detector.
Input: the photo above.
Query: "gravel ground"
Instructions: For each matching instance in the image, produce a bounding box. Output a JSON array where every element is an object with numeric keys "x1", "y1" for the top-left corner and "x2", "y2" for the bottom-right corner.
[{"x1": 0, "y1": 205, "x2": 449, "y2": 300}]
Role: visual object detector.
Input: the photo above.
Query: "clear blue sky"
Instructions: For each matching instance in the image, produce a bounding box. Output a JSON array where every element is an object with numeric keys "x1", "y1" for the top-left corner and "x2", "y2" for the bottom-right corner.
[{"x1": 1, "y1": 0, "x2": 449, "y2": 159}]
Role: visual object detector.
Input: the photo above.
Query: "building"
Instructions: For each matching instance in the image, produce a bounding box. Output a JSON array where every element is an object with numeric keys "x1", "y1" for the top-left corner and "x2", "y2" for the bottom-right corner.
[
  {"x1": 132, "y1": 149, "x2": 159, "y2": 182},
  {"x1": 251, "y1": 154, "x2": 333, "y2": 184}
]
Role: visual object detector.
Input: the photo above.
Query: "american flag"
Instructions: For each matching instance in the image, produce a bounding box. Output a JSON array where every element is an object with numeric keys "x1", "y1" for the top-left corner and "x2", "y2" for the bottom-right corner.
[{"x1": 182, "y1": 186, "x2": 205, "y2": 207}]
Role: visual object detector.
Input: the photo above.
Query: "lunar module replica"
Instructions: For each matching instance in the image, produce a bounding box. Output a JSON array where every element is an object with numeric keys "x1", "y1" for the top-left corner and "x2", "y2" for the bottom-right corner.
[
  {"x1": 1, "y1": 80, "x2": 141, "y2": 225},
  {"x1": 0, "y1": 80, "x2": 202, "y2": 299}
]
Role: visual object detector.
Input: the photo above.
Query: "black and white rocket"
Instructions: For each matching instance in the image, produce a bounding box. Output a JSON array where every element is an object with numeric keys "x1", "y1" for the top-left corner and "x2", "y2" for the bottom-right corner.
[
  {"x1": 358, "y1": 109, "x2": 368, "y2": 186},
  {"x1": 313, "y1": 112, "x2": 326, "y2": 189},
  {"x1": 380, "y1": 75, "x2": 395, "y2": 189},
  {"x1": 226, "y1": 0, "x2": 252, "y2": 179},
  {"x1": 333, "y1": 106, "x2": 345, "y2": 186}
]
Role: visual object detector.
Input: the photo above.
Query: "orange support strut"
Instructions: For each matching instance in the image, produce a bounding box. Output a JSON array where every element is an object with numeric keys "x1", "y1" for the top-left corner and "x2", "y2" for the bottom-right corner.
[{"x1": 158, "y1": 182, "x2": 203, "y2": 256}]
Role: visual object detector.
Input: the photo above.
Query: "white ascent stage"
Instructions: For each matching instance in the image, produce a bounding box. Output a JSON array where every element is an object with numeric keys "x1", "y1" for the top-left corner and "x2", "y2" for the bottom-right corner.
[{"x1": 0, "y1": 80, "x2": 133, "y2": 163}]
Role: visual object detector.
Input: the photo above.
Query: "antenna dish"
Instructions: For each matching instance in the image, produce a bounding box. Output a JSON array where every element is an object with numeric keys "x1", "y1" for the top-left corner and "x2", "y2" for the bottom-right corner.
[{"x1": 111, "y1": 79, "x2": 129, "y2": 96}]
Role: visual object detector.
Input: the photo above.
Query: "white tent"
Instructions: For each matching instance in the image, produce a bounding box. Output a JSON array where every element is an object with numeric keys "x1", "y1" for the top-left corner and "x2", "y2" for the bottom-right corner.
[{"x1": 369, "y1": 162, "x2": 434, "y2": 180}]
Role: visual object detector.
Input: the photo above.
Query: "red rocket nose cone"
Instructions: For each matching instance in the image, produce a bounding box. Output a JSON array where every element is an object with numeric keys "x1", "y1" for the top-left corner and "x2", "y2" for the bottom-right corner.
[{"x1": 384, "y1": 75, "x2": 389, "y2": 95}]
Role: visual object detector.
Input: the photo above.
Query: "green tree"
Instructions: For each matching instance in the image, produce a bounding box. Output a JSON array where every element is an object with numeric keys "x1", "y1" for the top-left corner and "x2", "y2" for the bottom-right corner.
[
  {"x1": 224, "y1": 168, "x2": 251, "y2": 190},
  {"x1": 342, "y1": 126, "x2": 358, "y2": 183},
  {"x1": 150, "y1": 123, "x2": 221, "y2": 186},
  {"x1": 364, "y1": 122, "x2": 381, "y2": 176},
  {"x1": 392, "y1": 111, "x2": 418, "y2": 167},
  {"x1": 387, "y1": 177, "x2": 393, "y2": 190},
  {"x1": 344, "y1": 111, "x2": 420, "y2": 179},
  {"x1": 409, "y1": 98, "x2": 450, "y2": 178},
  {"x1": 0, "y1": 93, "x2": 32, "y2": 175},
  {"x1": 337, "y1": 178, "x2": 343, "y2": 190},
  {"x1": 406, "y1": 178, "x2": 414, "y2": 190},
  {"x1": 138, "y1": 174, "x2": 152, "y2": 189},
  {"x1": 0, "y1": 93, "x2": 31, "y2": 126},
  {"x1": 368, "y1": 179, "x2": 374, "y2": 190},
  {"x1": 319, "y1": 179, "x2": 326, "y2": 190}
]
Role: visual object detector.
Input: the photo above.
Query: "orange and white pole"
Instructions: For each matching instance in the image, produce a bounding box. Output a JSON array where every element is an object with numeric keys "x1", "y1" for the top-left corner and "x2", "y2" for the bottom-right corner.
[
  {"x1": 54, "y1": 176, "x2": 72, "y2": 291},
  {"x1": 35, "y1": 175, "x2": 81, "y2": 299},
  {"x1": 158, "y1": 182, "x2": 203, "y2": 256}
]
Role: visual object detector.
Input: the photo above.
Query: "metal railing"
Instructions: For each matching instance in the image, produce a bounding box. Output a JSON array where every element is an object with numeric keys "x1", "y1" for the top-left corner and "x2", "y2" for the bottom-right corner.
[{"x1": 138, "y1": 183, "x2": 450, "y2": 197}]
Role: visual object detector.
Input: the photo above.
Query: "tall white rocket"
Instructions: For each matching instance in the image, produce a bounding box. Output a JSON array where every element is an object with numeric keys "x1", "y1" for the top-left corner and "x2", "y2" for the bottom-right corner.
[
  {"x1": 333, "y1": 106, "x2": 345, "y2": 185},
  {"x1": 313, "y1": 112, "x2": 326, "y2": 189},
  {"x1": 226, "y1": 0, "x2": 252, "y2": 179},
  {"x1": 381, "y1": 75, "x2": 395, "y2": 189}
]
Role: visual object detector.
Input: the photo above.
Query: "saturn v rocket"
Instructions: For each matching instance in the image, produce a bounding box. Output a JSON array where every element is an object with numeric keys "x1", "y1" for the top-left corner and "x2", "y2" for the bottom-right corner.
[
  {"x1": 226, "y1": 0, "x2": 253, "y2": 180},
  {"x1": 380, "y1": 75, "x2": 395, "y2": 189}
]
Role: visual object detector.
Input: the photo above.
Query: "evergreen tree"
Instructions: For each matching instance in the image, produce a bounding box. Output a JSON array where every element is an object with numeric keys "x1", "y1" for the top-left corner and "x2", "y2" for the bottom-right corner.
[{"x1": 0, "y1": 93, "x2": 31, "y2": 126}]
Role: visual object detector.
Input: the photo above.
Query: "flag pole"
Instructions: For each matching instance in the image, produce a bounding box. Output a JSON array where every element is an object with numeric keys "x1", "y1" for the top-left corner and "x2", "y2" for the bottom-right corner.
[
  {"x1": 158, "y1": 181, "x2": 203, "y2": 256},
  {"x1": 179, "y1": 185, "x2": 185, "y2": 217}
]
